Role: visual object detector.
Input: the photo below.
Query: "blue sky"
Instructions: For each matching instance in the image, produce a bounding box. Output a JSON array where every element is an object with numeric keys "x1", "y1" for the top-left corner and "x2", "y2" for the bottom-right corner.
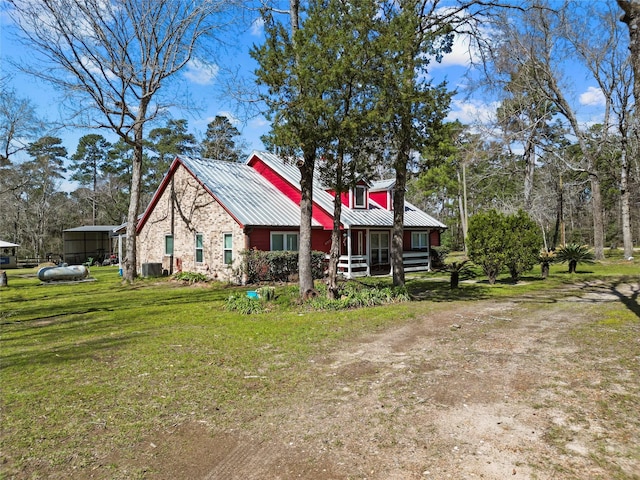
[{"x1": 0, "y1": 3, "x2": 608, "y2": 190}]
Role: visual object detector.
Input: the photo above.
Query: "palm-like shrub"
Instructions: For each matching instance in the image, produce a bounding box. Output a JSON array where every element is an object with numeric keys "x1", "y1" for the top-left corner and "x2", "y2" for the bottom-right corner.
[
  {"x1": 555, "y1": 244, "x2": 595, "y2": 273},
  {"x1": 538, "y1": 250, "x2": 555, "y2": 279}
]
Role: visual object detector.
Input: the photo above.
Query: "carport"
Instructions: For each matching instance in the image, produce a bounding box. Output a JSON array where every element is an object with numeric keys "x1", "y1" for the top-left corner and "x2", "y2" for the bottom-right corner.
[{"x1": 63, "y1": 226, "x2": 119, "y2": 265}]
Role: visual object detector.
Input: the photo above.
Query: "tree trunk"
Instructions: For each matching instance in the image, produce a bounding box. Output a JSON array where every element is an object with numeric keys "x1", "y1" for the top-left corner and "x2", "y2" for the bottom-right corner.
[
  {"x1": 590, "y1": 173, "x2": 605, "y2": 260},
  {"x1": 457, "y1": 163, "x2": 468, "y2": 254},
  {"x1": 569, "y1": 259, "x2": 577, "y2": 274},
  {"x1": 123, "y1": 142, "x2": 143, "y2": 282},
  {"x1": 541, "y1": 262, "x2": 550, "y2": 279},
  {"x1": 620, "y1": 143, "x2": 634, "y2": 259},
  {"x1": 327, "y1": 194, "x2": 342, "y2": 300},
  {"x1": 523, "y1": 135, "x2": 535, "y2": 212},
  {"x1": 617, "y1": 0, "x2": 638, "y2": 260},
  {"x1": 123, "y1": 104, "x2": 148, "y2": 282},
  {"x1": 450, "y1": 270, "x2": 459, "y2": 289},
  {"x1": 298, "y1": 150, "x2": 316, "y2": 295},
  {"x1": 618, "y1": 1, "x2": 640, "y2": 110},
  {"x1": 552, "y1": 172, "x2": 564, "y2": 250},
  {"x1": 392, "y1": 147, "x2": 408, "y2": 288},
  {"x1": 326, "y1": 151, "x2": 344, "y2": 300}
]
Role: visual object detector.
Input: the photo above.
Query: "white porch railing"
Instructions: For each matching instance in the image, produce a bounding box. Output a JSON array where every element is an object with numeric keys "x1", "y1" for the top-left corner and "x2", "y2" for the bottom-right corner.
[
  {"x1": 402, "y1": 250, "x2": 431, "y2": 272},
  {"x1": 329, "y1": 250, "x2": 431, "y2": 278},
  {"x1": 337, "y1": 255, "x2": 370, "y2": 278}
]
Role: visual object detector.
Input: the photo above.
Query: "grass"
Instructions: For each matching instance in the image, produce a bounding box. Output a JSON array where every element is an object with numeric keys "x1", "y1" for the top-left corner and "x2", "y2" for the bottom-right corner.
[
  {"x1": 0, "y1": 257, "x2": 638, "y2": 478},
  {"x1": 0, "y1": 267, "x2": 418, "y2": 478}
]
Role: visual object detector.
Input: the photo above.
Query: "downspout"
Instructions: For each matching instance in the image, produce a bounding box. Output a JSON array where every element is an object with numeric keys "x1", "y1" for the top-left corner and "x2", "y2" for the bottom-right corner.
[{"x1": 169, "y1": 177, "x2": 175, "y2": 275}]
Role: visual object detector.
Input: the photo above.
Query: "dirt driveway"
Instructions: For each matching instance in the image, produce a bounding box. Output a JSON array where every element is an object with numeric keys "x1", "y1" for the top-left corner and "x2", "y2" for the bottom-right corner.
[{"x1": 119, "y1": 282, "x2": 640, "y2": 480}]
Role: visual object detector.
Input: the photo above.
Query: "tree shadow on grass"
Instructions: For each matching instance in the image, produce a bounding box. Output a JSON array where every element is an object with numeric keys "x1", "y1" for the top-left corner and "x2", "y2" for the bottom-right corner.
[
  {"x1": 407, "y1": 278, "x2": 492, "y2": 302},
  {"x1": 0, "y1": 328, "x2": 141, "y2": 370}
]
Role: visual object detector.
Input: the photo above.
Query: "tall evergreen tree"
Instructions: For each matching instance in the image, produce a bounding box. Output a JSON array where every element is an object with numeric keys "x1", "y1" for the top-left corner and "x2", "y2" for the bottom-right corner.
[
  {"x1": 251, "y1": 3, "x2": 323, "y2": 296},
  {"x1": 376, "y1": 0, "x2": 453, "y2": 287},
  {"x1": 70, "y1": 134, "x2": 112, "y2": 225},
  {"x1": 147, "y1": 119, "x2": 198, "y2": 189},
  {"x1": 201, "y1": 115, "x2": 245, "y2": 162},
  {"x1": 23, "y1": 136, "x2": 67, "y2": 258}
]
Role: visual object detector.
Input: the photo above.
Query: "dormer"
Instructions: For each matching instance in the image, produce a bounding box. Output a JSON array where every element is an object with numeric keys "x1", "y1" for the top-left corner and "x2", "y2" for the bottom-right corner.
[
  {"x1": 352, "y1": 183, "x2": 368, "y2": 209},
  {"x1": 369, "y1": 179, "x2": 395, "y2": 210}
]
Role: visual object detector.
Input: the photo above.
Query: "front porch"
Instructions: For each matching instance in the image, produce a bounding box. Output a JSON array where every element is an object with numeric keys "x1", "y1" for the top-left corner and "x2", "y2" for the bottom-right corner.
[{"x1": 336, "y1": 250, "x2": 432, "y2": 279}]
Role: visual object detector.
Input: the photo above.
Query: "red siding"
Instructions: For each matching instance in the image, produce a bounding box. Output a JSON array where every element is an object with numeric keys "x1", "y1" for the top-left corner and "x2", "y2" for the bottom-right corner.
[
  {"x1": 248, "y1": 227, "x2": 332, "y2": 254},
  {"x1": 341, "y1": 192, "x2": 350, "y2": 208},
  {"x1": 312, "y1": 230, "x2": 332, "y2": 253},
  {"x1": 403, "y1": 230, "x2": 412, "y2": 249},
  {"x1": 249, "y1": 155, "x2": 335, "y2": 229},
  {"x1": 430, "y1": 230, "x2": 441, "y2": 247},
  {"x1": 248, "y1": 228, "x2": 272, "y2": 251},
  {"x1": 369, "y1": 191, "x2": 389, "y2": 209}
]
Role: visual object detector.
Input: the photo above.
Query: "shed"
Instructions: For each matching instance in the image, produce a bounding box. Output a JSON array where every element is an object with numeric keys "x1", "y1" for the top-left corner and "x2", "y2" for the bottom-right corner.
[
  {"x1": 0, "y1": 240, "x2": 20, "y2": 269},
  {"x1": 63, "y1": 226, "x2": 119, "y2": 265}
]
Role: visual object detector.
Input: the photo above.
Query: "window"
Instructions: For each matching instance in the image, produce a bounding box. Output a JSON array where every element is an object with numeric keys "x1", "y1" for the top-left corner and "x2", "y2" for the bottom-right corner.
[
  {"x1": 223, "y1": 233, "x2": 233, "y2": 265},
  {"x1": 370, "y1": 231, "x2": 389, "y2": 265},
  {"x1": 195, "y1": 233, "x2": 204, "y2": 263},
  {"x1": 354, "y1": 185, "x2": 367, "y2": 208},
  {"x1": 165, "y1": 235, "x2": 174, "y2": 256},
  {"x1": 411, "y1": 232, "x2": 429, "y2": 249},
  {"x1": 271, "y1": 232, "x2": 299, "y2": 251}
]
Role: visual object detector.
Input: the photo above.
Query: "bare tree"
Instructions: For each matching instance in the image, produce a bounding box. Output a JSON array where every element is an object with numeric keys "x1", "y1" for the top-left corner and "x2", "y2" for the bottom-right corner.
[
  {"x1": 7, "y1": 0, "x2": 238, "y2": 281},
  {"x1": 617, "y1": 0, "x2": 640, "y2": 258},
  {"x1": 0, "y1": 81, "x2": 44, "y2": 166},
  {"x1": 566, "y1": 2, "x2": 635, "y2": 259},
  {"x1": 483, "y1": 2, "x2": 614, "y2": 259}
]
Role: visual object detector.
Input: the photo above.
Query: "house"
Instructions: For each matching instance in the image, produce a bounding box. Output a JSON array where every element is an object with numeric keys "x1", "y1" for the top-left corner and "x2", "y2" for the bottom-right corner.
[{"x1": 136, "y1": 151, "x2": 446, "y2": 281}]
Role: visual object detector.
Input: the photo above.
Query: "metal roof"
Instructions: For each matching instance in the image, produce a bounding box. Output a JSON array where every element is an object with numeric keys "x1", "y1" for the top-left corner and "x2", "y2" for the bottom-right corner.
[
  {"x1": 248, "y1": 151, "x2": 447, "y2": 230},
  {"x1": 64, "y1": 225, "x2": 120, "y2": 233},
  {"x1": 0, "y1": 240, "x2": 20, "y2": 248},
  {"x1": 179, "y1": 155, "x2": 321, "y2": 227}
]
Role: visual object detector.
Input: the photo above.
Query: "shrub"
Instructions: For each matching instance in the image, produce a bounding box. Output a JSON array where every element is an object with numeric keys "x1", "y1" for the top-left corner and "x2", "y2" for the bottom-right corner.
[
  {"x1": 430, "y1": 246, "x2": 450, "y2": 269},
  {"x1": 256, "y1": 286, "x2": 276, "y2": 300},
  {"x1": 173, "y1": 271, "x2": 208, "y2": 284},
  {"x1": 555, "y1": 244, "x2": 595, "y2": 273},
  {"x1": 307, "y1": 282, "x2": 410, "y2": 310},
  {"x1": 241, "y1": 249, "x2": 325, "y2": 284},
  {"x1": 225, "y1": 294, "x2": 265, "y2": 314},
  {"x1": 503, "y1": 210, "x2": 542, "y2": 282},
  {"x1": 467, "y1": 209, "x2": 541, "y2": 284}
]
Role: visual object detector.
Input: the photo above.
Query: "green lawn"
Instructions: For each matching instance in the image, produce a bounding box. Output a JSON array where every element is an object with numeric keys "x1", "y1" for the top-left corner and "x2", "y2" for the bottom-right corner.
[{"x1": 1, "y1": 258, "x2": 638, "y2": 478}]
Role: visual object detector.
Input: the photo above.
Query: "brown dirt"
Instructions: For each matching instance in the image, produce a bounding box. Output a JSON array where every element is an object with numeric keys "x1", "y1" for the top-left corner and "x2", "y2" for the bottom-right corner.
[{"x1": 100, "y1": 282, "x2": 640, "y2": 480}]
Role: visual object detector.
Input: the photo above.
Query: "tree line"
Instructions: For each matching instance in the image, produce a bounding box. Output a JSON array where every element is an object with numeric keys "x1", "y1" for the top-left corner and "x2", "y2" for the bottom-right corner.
[
  {"x1": 0, "y1": 113, "x2": 245, "y2": 259},
  {"x1": 2, "y1": 0, "x2": 638, "y2": 294}
]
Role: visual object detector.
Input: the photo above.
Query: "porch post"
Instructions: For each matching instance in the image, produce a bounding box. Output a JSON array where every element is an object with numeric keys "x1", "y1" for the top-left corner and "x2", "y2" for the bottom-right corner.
[
  {"x1": 427, "y1": 229, "x2": 432, "y2": 271},
  {"x1": 346, "y1": 228, "x2": 352, "y2": 278}
]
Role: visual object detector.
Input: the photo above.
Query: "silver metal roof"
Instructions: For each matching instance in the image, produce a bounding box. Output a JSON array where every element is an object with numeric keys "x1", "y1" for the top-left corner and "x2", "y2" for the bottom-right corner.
[
  {"x1": 179, "y1": 155, "x2": 320, "y2": 227},
  {"x1": 64, "y1": 225, "x2": 120, "y2": 233},
  {"x1": 247, "y1": 151, "x2": 447, "y2": 230}
]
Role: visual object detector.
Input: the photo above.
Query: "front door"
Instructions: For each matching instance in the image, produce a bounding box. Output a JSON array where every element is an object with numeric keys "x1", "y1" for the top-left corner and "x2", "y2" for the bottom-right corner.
[{"x1": 370, "y1": 231, "x2": 389, "y2": 268}]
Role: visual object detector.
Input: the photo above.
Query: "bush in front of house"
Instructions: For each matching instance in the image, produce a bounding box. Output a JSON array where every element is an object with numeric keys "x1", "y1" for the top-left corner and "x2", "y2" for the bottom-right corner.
[
  {"x1": 241, "y1": 249, "x2": 325, "y2": 283},
  {"x1": 307, "y1": 282, "x2": 410, "y2": 310},
  {"x1": 173, "y1": 271, "x2": 209, "y2": 284}
]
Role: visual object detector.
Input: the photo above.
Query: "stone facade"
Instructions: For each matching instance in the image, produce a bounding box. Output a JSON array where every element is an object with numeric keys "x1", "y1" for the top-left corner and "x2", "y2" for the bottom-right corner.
[{"x1": 137, "y1": 165, "x2": 244, "y2": 282}]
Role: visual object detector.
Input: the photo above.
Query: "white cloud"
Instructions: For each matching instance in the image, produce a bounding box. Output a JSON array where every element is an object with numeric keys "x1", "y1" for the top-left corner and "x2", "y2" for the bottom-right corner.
[
  {"x1": 250, "y1": 17, "x2": 264, "y2": 36},
  {"x1": 214, "y1": 111, "x2": 240, "y2": 125},
  {"x1": 447, "y1": 98, "x2": 498, "y2": 125},
  {"x1": 432, "y1": 33, "x2": 473, "y2": 68},
  {"x1": 579, "y1": 86, "x2": 605, "y2": 107},
  {"x1": 184, "y1": 58, "x2": 219, "y2": 85}
]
